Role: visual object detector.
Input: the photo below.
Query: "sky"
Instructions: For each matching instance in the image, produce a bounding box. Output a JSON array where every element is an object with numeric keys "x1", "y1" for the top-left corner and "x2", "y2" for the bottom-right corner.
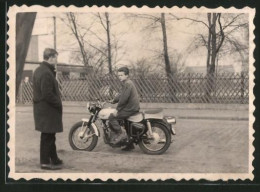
[{"x1": 30, "y1": 12, "x2": 249, "y2": 73}]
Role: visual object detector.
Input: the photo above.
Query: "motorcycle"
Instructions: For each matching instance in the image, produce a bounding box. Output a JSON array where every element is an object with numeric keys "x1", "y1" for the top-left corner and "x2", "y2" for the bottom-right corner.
[{"x1": 68, "y1": 100, "x2": 176, "y2": 155}]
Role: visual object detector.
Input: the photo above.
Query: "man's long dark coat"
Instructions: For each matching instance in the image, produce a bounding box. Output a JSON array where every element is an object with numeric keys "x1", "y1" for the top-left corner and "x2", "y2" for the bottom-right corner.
[{"x1": 33, "y1": 61, "x2": 63, "y2": 133}]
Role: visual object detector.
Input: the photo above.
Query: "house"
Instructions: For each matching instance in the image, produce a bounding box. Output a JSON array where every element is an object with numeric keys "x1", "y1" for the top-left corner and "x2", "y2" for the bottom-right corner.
[{"x1": 22, "y1": 35, "x2": 93, "y2": 82}]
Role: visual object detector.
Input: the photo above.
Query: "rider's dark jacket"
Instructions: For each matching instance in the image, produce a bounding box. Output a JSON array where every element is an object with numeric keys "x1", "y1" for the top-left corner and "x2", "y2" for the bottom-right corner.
[{"x1": 113, "y1": 78, "x2": 140, "y2": 114}]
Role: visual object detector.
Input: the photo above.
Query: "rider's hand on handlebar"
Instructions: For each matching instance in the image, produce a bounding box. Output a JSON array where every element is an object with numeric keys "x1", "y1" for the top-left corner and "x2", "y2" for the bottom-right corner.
[{"x1": 108, "y1": 99, "x2": 115, "y2": 104}]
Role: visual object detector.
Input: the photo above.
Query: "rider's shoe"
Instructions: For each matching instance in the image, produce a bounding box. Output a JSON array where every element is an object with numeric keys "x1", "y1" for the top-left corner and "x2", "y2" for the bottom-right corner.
[{"x1": 122, "y1": 143, "x2": 135, "y2": 151}]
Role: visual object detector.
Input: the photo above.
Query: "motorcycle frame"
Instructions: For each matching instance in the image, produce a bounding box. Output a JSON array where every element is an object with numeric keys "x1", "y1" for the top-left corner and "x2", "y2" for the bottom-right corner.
[
  {"x1": 81, "y1": 103, "x2": 175, "y2": 140},
  {"x1": 80, "y1": 118, "x2": 100, "y2": 137},
  {"x1": 123, "y1": 120, "x2": 146, "y2": 139}
]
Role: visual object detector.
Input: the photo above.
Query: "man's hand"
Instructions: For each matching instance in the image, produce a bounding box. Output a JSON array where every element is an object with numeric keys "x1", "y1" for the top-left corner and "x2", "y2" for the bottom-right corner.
[
  {"x1": 113, "y1": 110, "x2": 118, "y2": 116},
  {"x1": 108, "y1": 99, "x2": 115, "y2": 104}
]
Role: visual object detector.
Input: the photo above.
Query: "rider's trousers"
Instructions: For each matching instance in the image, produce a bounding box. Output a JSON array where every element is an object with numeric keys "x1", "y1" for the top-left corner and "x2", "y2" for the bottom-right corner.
[{"x1": 108, "y1": 110, "x2": 138, "y2": 134}]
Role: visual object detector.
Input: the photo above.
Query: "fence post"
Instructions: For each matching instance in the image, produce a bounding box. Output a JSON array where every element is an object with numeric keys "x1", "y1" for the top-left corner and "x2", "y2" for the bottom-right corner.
[
  {"x1": 240, "y1": 72, "x2": 244, "y2": 104},
  {"x1": 188, "y1": 73, "x2": 191, "y2": 103}
]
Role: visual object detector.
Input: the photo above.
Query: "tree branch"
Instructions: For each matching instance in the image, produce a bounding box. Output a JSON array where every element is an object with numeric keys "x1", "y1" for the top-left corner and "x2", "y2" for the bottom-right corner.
[
  {"x1": 67, "y1": 13, "x2": 88, "y2": 65},
  {"x1": 127, "y1": 13, "x2": 160, "y2": 21},
  {"x1": 98, "y1": 13, "x2": 107, "y2": 31},
  {"x1": 85, "y1": 41, "x2": 107, "y2": 57},
  {"x1": 87, "y1": 29, "x2": 107, "y2": 44},
  {"x1": 216, "y1": 13, "x2": 225, "y2": 54},
  {"x1": 198, "y1": 34, "x2": 208, "y2": 47},
  {"x1": 169, "y1": 13, "x2": 209, "y2": 28},
  {"x1": 223, "y1": 24, "x2": 248, "y2": 37},
  {"x1": 222, "y1": 13, "x2": 244, "y2": 31}
]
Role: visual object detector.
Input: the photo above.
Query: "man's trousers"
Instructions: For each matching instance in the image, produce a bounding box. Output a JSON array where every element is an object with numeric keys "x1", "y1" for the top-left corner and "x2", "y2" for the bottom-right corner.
[{"x1": 40, "y1": 133, "x2": 58, "y2": 164}]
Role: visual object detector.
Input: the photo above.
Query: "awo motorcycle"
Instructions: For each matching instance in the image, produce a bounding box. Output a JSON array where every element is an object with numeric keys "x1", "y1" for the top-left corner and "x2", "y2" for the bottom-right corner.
[{"x1": 69, "y1": 100, "x2": 176, "y2": 155}]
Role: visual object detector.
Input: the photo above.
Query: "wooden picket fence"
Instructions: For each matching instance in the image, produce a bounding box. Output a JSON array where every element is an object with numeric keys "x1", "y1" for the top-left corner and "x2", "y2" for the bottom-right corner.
[{"x1": 16, "y1": 72, "x2": 249, "y2": 104}]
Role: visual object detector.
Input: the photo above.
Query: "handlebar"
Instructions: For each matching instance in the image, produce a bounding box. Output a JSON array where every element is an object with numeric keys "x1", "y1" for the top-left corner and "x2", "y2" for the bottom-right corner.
[
  {"x1": 87, "y1": 99, "x2": 114, "y2": 109},
  {"x1": 96, "y1": 99, "x2": 114, "y2": 107}
]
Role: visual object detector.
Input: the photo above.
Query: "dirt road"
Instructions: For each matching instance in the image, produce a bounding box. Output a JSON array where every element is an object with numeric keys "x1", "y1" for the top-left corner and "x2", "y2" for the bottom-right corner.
[{"x1": 14, "y1": 105, "x2": 248, "y2": 173}]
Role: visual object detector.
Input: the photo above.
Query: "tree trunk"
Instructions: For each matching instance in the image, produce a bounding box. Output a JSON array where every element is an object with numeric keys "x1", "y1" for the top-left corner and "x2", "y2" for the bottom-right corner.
[
  {"x1": 104, "y1": 13, "x2": 114, "y2": 99},
  {"x1": 205, "y1": 13, "x2": 224, "y2": 102},
  {"x1": 105, "y1": 12, "x2": 112, "y2": 74},
  {"x1": 161, "y1": 13, "x2": 172, "y2": 75},
  {"x1": 206, "y1": 13, "x2": 212, "y2": 72},
  {"x1": 68, "y1": 13, "x2": 88, "y2": 66},
  {"x1": 210, "y1": 13, "x2": 218, "y2": 75},
  {"x1": 161, "y1": 13, "x2": 178, "y2": 102},
  {"x1": 205, "y1": 13, "x2": 218, "y2": 102}
]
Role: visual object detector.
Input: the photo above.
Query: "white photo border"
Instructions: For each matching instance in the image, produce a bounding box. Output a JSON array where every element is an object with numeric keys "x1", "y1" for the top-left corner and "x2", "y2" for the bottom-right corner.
[{"x1": 7, "y1": 5, "x2": 256, "y2": 181}]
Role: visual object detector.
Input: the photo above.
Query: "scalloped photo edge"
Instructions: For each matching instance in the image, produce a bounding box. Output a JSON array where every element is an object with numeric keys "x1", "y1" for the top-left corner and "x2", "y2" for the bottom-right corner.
[{"x1": 6, "y1": 5, "x2": 256, "y2": 181}]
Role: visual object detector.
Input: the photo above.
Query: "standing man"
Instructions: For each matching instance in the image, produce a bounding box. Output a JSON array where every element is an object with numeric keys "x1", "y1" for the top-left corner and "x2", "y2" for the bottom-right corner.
[
  {"x1": 33, "y1": 48, "x2": 63, "y2": 170},
  {"x1": 109, "y1": 67, "x2": 140, "y2": 151}
]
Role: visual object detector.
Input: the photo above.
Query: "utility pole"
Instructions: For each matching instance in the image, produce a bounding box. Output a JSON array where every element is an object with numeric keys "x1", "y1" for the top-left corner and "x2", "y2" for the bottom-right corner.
[
  {"x1": 53, "y1": 16, "x2": 58, "y2": 78},
  {"x1": 53, "y1": 16, "x2": 57, "y2": 50}
]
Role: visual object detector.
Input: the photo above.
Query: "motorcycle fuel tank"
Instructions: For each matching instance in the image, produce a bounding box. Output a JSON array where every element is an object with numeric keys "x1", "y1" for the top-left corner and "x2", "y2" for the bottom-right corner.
[{"x1": 98, "y1": 108, "x2": 117, "y2": 120}]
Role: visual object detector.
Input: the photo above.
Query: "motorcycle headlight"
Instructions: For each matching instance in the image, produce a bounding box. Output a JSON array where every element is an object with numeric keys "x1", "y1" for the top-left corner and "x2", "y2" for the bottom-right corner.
[{"x1": 87, "y1": 102, "x2": 96, "y2": 113}]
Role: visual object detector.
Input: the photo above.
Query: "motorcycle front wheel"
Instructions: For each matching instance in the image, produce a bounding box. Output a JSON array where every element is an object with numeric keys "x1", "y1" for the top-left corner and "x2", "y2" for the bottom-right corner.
[
  {"x1": 69, "y1": 121, "x2": 98, "y2": 151},
  {"x1": 139, "y1": 122, "x2": 171, "y2": 155}
]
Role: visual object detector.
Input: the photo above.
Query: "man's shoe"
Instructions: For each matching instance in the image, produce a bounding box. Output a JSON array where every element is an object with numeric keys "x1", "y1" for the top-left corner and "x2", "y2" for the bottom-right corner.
[
  {"x1": 122, "y1": 144, "x2": 135, "y2": 151},
  {"x1": 52, "y1": 158, "x2": 63, "y2": 165},
  {"x1": 41, "y1": 163, "x2": 62, "y2": 170},
  {"x1": 41, "y1": 163, "x2": 52, "y2": 170}
]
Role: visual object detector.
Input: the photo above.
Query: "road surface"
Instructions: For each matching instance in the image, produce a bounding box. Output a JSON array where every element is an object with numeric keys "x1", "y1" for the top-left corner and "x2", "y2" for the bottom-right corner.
[{"x1": 14, "y1": 105, "x2": 249, "y2": 173}]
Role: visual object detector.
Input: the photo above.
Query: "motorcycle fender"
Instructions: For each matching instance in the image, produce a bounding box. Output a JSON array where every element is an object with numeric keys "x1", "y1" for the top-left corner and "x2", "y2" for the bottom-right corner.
[
  {"x1": 81, "y1": 118, "x2": 100, "y2": 137},
  {"x1": 91, "y1": 123, "x2": 100, "y2": 137},
  {"x1": 147, "y1": 119, "x2": 174, "y2": 143},
  {"x1": 150, "y1": 119, "x2": 172, "y2": 134}
]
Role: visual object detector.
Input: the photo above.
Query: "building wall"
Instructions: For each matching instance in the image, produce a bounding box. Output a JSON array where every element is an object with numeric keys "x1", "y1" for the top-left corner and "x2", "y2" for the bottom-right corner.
[{"x1": 26, "y1": 35, "x2": 39, "y2": 61}]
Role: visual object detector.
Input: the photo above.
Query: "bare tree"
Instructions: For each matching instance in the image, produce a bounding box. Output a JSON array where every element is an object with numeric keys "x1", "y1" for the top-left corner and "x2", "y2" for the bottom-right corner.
[
  {"x1": 62, "y1": 12, "x2": 108, "y2": 72},
  {"x1": 128, "y1": 13, "x2": 176, "y2": 75},
  {"x1": 170, "y1": 13, "x2": 224, "y2": 75},
  {"x1": 129, "y1": 58, "x2": 159, "y2": 76},
  {"x1": 161, "y1": 13, "x2": 173, "y2": 76},
  {"x1": 170, "y1": 13, "x2": 248, "y2": 101},
  {"x1": 97, "y1": 12, "x2": 113, "y2": 74},
  {"x1": 170, "y1": 13, "x2": 248, "y2": 74},
  {"x1": 127, "y1": 13, "x2": 179, "y2": 101},
  {"x1": 61, "y1": 12, "x2": 126, "y2": 75},
  {"x1": 66, "y1": 13, "x2": 89, "y2": 66}
]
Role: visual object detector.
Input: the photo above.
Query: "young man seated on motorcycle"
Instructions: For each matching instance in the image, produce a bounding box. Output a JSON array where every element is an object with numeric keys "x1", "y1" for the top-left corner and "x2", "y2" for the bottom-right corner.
[{"x1": 109, "y1": 66, "x2": 140, "y2": 151}]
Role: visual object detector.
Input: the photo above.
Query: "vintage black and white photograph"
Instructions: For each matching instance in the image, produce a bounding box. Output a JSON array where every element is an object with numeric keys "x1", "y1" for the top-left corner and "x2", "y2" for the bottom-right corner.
[{"x1": 7, "y1": 5, "x2": 255, "y2": 181}]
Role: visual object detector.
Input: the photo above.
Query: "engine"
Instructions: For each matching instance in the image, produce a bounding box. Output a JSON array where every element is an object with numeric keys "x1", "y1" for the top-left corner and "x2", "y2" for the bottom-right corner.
[{"x1": 131, "y1": 122, "x2": 145, "y2": 131}]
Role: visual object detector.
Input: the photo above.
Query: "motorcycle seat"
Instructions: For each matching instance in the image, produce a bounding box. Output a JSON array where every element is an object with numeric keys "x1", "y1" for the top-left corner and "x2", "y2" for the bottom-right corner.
[
  {"x1": 144, "y1": 109, "x2": 163, "y2": 114},
  {"x1": 127, "y1": 112, "x2": 143, "y2": 122},
  {"x1": 143, "y1": 109, "x2": 163, "y2": 119}
]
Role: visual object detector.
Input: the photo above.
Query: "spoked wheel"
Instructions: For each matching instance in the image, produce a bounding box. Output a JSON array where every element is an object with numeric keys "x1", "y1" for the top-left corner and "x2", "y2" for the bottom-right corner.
[
  {"x1": 69, "y1": 121, "x2": 98, "y2": 151},
  {"x1": 139, "y1": 122, "x2": 171, "y2": 155}
]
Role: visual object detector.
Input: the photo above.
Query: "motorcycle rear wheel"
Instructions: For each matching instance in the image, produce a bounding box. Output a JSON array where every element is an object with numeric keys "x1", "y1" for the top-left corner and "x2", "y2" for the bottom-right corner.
[
  {"x1": 139, "y1": 122, "x2": 171, "y2": 155},
  {"x1": 69, "y1": 121, "x2": 98, "y2": 151}
]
